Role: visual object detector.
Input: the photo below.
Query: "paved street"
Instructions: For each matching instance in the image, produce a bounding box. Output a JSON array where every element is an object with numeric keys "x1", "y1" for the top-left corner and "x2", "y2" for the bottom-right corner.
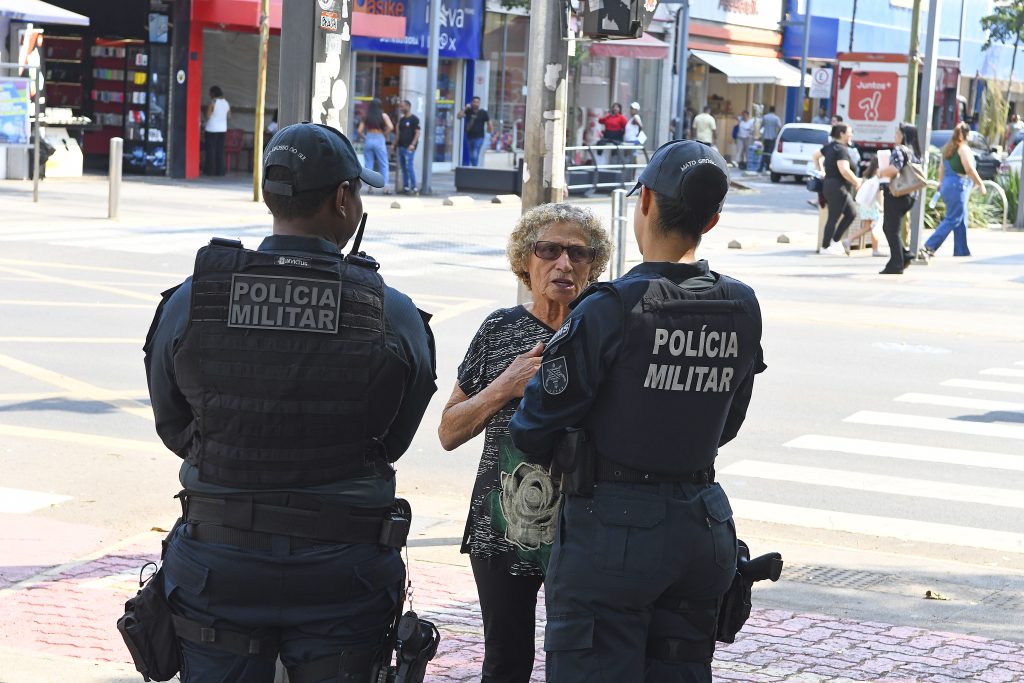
[{"x1": 1, "y1": 172, "x2": 1023, "y2": 681}]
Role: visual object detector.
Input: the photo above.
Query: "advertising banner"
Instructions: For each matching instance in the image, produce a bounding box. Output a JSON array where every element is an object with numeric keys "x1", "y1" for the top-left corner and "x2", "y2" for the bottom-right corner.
[
  {"x1": 0, "y1": 77, "x2": 32, "y2": 146},
  {"x1": 352, "y1": 0, "x2": 482, "y2": 60}
]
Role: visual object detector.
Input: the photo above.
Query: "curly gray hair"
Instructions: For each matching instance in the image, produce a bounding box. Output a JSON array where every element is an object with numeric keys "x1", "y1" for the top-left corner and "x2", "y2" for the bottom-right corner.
[{"x1": 507, "y1": 203, "x2": 612, "y2": 287}]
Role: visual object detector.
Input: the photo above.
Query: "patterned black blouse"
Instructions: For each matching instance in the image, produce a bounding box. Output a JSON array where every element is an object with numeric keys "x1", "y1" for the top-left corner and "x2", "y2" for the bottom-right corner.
[{"x1": 457, "y1": 305, "x2": 557, "y2": 576}]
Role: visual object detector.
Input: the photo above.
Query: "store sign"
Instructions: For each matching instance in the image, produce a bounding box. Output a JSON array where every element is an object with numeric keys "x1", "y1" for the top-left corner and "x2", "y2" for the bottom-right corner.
[
  {"x1": 849, "y1": 72, "x2": 898, "y2": 122},
  {"x1": 352, "y1": 0, "x2": 482, "y2": 60},
  {"x1": 0, "y1": 77, "x2": 31, "y2": 146},
  {"x1": 688, "y1": 0, "x2": 783, "y2": 32}
]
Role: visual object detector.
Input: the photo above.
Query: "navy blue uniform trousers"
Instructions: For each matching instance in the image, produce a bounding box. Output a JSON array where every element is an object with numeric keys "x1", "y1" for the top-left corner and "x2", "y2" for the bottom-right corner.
[
  {"x1": 543, "y1": 481, "x2": 737, "y2": 683},
  {"x1": 163, "y1": 522, "x2": 404, "y2": 683}
]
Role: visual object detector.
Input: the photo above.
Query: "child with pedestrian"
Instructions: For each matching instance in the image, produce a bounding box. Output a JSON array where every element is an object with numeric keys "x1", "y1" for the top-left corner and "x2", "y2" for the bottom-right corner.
[{"x1": 844, "y1": 157, "x2": 884, "y2": 257}]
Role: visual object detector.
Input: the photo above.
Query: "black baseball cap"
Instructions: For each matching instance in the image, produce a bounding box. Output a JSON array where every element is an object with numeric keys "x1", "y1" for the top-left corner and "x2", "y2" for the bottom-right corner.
[
  {"x1": 262, "y1": 122, "x2": 384, "y2": 196},
  {"x1": 627, "y1": 140, "x2": 730, "y2": 212}
]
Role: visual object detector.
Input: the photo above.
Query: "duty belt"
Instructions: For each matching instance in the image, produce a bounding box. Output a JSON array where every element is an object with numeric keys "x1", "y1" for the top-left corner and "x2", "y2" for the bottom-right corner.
[
  {"x1": 178, "y1": 492, "x2": 411, "y2": 549},
  {"x1": 595, "y1": 458, "x2": 715, "y2": 485}
]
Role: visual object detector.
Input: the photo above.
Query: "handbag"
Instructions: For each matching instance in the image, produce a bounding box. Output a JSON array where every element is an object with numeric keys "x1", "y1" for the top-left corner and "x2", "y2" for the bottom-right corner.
[
  {"x1": 889, "y1": 146, "x2": 927, "y2": 197},
  {"x1": 636, "y1": 130, "x2": 648, "y2": 146},
  {"x1": 806, "y1": 174, "x2": 823, "y2": 193}
]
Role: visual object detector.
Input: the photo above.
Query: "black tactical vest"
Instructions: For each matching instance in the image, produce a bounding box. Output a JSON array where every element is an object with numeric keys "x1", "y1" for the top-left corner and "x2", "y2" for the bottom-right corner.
[
  {"x1": 583, "y1": 272, "x2": 762, "y2": 475},
  {"x1": 173, "y1": 242, "x2": 408, "y2": 488}
]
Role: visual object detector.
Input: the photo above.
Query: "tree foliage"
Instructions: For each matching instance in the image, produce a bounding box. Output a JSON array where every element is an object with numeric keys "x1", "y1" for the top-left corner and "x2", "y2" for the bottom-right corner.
[{"x1": 981, "y1": 1, "x2": 1024, "y2": 51}]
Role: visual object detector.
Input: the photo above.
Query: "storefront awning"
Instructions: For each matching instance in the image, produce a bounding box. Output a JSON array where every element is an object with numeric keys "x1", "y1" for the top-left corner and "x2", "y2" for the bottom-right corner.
[
  {"x1": 588, "y1": 33, "x2": 670, "y2": 61},
  {"x1": 0, "y1": 0, "x2": 89, "y2": 26},
  {"x1": 692, "y1": 50, "x2": 803, "y2": 87}
]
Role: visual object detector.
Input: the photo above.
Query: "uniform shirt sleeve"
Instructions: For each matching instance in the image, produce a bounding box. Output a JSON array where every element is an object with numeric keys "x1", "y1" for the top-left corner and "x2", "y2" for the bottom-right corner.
[
  {"x1": 143, "y1": 280, "x2": 195, "y2": 458},
  {"x1": 382, "y1": 286, "x2": 438, "y2": 460},
  {"x1": 509, "y1": 289, "x2": 623, "y2": 462}
]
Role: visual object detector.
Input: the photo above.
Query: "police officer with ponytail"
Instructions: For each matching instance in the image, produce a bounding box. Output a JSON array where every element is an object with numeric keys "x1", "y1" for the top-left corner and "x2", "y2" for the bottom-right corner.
[
  {"x1": 509, "y1": 140, "x2": 766, "y2": 683},
  {"x1": 143, "y1": 123, "x2": 436, "y2": 682}
]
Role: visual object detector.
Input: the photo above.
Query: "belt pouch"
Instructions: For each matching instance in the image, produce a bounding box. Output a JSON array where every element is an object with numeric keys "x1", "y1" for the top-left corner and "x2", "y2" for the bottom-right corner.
[{"x1": 117, "y1": 564, "x2": 180, "y2": 682}]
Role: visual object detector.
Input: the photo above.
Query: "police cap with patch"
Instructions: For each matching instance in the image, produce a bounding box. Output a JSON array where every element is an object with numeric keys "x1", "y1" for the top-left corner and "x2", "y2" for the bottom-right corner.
[
  {"x1": 263, "y1": 122, "x2": 385, "y2": 196},
  {"x1": 627, "y1": 140, "x2": 730, "y2": 213}
]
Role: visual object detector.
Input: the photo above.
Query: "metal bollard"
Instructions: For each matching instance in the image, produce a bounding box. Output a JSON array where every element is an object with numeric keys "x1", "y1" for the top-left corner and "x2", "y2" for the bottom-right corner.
[
  {"x1": 108, "y1": 137, "x2": 123, "y2": 219},
  {"x1": 610, "y1": 188, "x2": 628, "y2": 279}
]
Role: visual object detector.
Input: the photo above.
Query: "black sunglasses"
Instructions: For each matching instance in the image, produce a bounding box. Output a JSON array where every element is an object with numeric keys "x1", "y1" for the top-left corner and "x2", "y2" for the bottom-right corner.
[{"x1": 533, "y1": 241, "x2": 597, "y2": 264}]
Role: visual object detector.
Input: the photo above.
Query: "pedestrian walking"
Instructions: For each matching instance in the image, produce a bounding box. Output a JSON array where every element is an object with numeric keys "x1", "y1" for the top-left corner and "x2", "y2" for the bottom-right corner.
[
  {"x1": 877, "y1": 122, "x2": 922, "y2": 274},
  {"x1": 439, "y1": 204, "x2": 611, "y2": 683},
  {"x1": 458, "y1": 96, "x2": 493, "y2": 167},
  {"x1": 142, "y1": 122, "x2": 436, "y2": 682},
  {"x1": 204, "y1": 86, "x2": 230, "y2": 176},
  {"x1": 734, "y1": 111, "x2": 754, "y2": 168},
  {"x1": 1005, "y1": 113, "x2": 1024, "y2": 153},
  {"x1": 759, "y1": 106, "x2": 782, "y2": 173},
  {"x1": 924, "y1": 121, "x2": 986, "y2": 258},
  {"x1": 358, "y1": 98, "x2": 394, "y2": 193},
  {"x1": 510, "y1": 140, "x2": 766, "y2": 683},
  {"x1": 396, "y1": 99, "x2": 421, "y2": 194},
  {"x1": 844, "y1": 156, "x2": 884, "y2": 257},
  {"x1": 812, "y1": 106, "x2": 829, "y2": 125},
  {"x1": 812, "y1": 123, "x2": 861, "y2": 255},
  {"x1": 598, "y1": 103, "x2": 627, "y2": 143},
  {"x1": 692, "y1": 105, "x2": 717, "y2": 146}
]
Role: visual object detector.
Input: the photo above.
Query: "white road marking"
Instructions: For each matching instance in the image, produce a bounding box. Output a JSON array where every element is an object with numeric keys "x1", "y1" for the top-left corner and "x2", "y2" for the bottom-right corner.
[
  {"x1": 729, "y1": 499, "x2": 1024, "y2": 554},
  {"x1": 893, "y1": 392, "x2": 1024, "y2": 412},
  {"x1": 941, "y1": 379, "x2": 1024, "y2": 394},
  {"x1": 980, "y1": 368, "x2": 1024, "y2": 378},
  {"x1": 784, "y1": 434, "x2": 1024, "y2": 472},
  {"x1": 0, "y1": 487, "x2": 72, "y2": 514},
  {"x1": 845, "y1": 410, "x2": 1024, "y2": 440},
  {"x1": 720, "y1": 460, "x2": 1024, "y2": 509}
]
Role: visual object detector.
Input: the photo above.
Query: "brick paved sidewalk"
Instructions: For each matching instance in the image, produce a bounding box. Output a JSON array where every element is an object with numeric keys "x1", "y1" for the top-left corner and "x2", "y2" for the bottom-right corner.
[{"x1": 1, "y1": 536, "x2": 1022, "y2": 682}]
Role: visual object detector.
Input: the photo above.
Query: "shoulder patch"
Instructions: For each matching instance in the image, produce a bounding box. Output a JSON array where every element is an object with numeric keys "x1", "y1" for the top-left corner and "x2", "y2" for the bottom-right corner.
[
  {"x1": 546, "y1": 316, "x2": 579, "y2": 354},
  {"x1": 541, "y1": 356, "x2": 569, "y2": 395},
  {"x1": 548, "y1": 317, "x2": 572, "y2": 346}
]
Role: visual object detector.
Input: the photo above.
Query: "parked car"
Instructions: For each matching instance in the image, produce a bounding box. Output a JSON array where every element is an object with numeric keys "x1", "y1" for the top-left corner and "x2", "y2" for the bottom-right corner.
[
  {"x1": 769, "y1": 123, "x2": 831, "y2": 183},
  {"x1": 999, "y1": 143, "x2": 1023, "y2": 176},
  {"x1": 929, "y1": 130, "x2": 999, "y2": 180}
]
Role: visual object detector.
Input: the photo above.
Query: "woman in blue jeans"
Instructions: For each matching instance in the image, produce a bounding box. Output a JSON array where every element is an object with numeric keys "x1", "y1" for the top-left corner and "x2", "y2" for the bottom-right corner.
[
  {"x1": 924, "y1": 122, "x2": 986, "y2": 258},
  {"x1": 358, "y1": 98, "x2": 394, "y2": 192}
]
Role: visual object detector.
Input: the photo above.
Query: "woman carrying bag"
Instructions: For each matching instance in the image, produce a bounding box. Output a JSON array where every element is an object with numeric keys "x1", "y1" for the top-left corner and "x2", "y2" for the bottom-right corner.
[
  {"x1": 812, "y1": 123, "x2": 861, "y2": 255},
  {"x1": 877, "y1": 123, "x2": 922, "y2": 275},
  {"x1": 924, "y1": 122, "x2": 986, "y2": 258}
]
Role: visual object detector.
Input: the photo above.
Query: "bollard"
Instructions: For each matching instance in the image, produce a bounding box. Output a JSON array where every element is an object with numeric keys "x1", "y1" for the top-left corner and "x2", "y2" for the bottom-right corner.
[
  {"x1": 610, "y1": 188, "x2": 628, "y2": 280},
  {"x1": 108, "y1": 137, "x2": 123, "y2": 219}
]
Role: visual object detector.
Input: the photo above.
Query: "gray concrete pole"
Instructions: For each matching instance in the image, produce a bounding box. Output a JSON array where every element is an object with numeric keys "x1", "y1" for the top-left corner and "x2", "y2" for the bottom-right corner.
[
  {"x1": 909, "y1": 0, "x2": 942, "y2": 257},
  {"x1": 253, "y1": 0, "x2": 270, "y2": 202},
  {"x1": 421, "y1": 0, "x2": 441, "y2": 195},
  {"x1": 674, "y1": 1, "x2": 690, "y2": 138},
  {"x1": 799, "y1": 0, "x2": 812, "y2": 121},
  {"x1": 108, "y1": 137, "x2": 123, "y2": 219}
]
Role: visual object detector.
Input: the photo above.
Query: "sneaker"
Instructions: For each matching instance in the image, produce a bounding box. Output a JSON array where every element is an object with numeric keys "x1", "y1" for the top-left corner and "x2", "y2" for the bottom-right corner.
[
  {"x1": 825, "y1": 242, "x2": 847, "y2": 256},
  {"x1": 841, "y1": 239, "x2": 851, "y2": 255},
  {"x1": 872, "y1": 250, "x2": 885, "y2": 257}
]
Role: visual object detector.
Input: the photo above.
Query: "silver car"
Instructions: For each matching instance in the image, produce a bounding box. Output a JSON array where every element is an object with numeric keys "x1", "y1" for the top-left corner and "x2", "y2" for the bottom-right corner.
[{"x1": 769, "y1": 123, "x2": 832, "y2": 183}]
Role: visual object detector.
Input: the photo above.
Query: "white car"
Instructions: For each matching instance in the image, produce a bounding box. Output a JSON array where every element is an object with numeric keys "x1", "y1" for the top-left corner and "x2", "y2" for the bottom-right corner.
[
  {"x1": 769, "y1": 123, "x2": 832, "y2": 182},
  {"x1": 999, "y1": 143, "x2": 1021, "y2": 176}
]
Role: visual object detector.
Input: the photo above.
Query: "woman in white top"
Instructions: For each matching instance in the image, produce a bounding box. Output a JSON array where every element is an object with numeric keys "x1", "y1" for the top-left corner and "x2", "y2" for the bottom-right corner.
[
  {"x1": 623, "y1": 102, "x2": 644, "y2": 144},
  {"x1": 204, "y1": 86, "x2": 231, "y2": 176}
]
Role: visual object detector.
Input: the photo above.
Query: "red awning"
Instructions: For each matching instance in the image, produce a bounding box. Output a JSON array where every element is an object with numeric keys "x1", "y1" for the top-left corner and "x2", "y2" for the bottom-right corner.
[
  {"x1": 588, "y1": 33, "x2": 670, "y2": 60},
  {"x1": 192, "y1": 0, "x2": 283, "y2": 32},
  {"x1": 352, "y1": 12, "x2": 407, "y2": 40}
]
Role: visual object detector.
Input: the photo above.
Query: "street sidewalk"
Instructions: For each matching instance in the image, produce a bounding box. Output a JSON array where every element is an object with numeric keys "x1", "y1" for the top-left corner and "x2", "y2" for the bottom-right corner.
[{"x1": 2, "y1": 528, "x2": 1023, "y2": 683}]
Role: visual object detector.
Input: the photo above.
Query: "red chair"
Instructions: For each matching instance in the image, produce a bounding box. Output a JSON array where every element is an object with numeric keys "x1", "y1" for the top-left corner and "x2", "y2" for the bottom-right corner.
[{"x1": 224, "y1": 128, "x2": 245, "y2": 171}]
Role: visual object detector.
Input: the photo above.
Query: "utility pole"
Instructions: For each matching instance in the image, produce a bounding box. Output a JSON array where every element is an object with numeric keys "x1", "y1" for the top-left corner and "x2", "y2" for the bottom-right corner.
[
  {"x1": 519, "y1": 0, "x2": 570, "y2": 302},
  {"x1": 798, "y1": 0, "x2": 812, "y2": 122},
  {"x1": 253, "y1": 0, "x2": 270, "y2": 202},
  {"x1": 905, "y1": 0, "x2": 923, "y2": 123},
  {"x1": 674, "y1": 1, "x2": 690, "y2": 139},
  {"x1": 909, "y1": 0, "x2": 942, "y2": 258},
  {"x1": 421, "y1": 0, "x2": 441, "y2": 195}
]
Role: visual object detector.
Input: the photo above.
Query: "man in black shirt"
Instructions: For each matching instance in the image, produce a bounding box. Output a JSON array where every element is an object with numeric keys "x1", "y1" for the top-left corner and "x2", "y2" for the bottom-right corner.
[
  {"x1": 457, "y1": 96, "x2": 492, "y2": 166},
  {"x1": 397, "y1": 99, "x2": 420, "y2": 194}
]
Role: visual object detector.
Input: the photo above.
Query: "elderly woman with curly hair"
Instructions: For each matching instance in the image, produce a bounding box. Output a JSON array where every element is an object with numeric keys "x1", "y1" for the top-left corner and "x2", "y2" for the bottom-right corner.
[{"x1": 438, "y1": 203, "x2": 611, "y2": 683}]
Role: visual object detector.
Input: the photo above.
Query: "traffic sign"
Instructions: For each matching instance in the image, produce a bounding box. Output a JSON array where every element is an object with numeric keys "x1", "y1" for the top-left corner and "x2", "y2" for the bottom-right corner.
[{"x1": 809, "y1": 67, "x2": 833, "y2": 99}]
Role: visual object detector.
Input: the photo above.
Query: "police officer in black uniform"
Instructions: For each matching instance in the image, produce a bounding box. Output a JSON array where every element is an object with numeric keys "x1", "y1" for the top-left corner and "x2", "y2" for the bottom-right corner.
[
  {"x1": 143, "y1": 123, "x2": 436, "y2": 682},
  {"x1": 509, "y1": 140, "x2": 766, "y2": 683}
]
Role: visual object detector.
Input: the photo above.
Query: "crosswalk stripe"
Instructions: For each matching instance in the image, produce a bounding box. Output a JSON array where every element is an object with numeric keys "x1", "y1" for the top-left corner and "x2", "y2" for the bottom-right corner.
[
  {"x1": 0, "y1": 337, "x2": 143, "y2": 344},
  {"x1": 720, "y1": 460, "x2": 1024, "y2": 509},
  {"x1": 0, "y1": 424, "x2": 165, "y2": 454},
  {"x1": 784, "y1": 434, "x2": 1024, "y2": 472},
  {"x1": 845, "y1": 410, "x2": 1024, "y2": 440},
  {"x1": 941, "y1": 379, "x2": 1024, "y2": 394},
  {"x1": 893, "y1": 393, "x2": 1024, "y2": 412},
  {"x1": 980, "y1": 368, "x2": 1024, "y2": 378},
  {"x1": 729, "y1": 499, "x2": 1024, "y2": 554},
  {"x1": 0, "y1": 487, "x2": 72, "y2": 514}
]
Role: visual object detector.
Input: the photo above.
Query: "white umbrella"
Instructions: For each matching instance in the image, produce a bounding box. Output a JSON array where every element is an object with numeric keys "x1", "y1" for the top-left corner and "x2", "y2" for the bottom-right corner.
[{"x1": 0, "y1": 0, "x2": 89, "y2": 26}]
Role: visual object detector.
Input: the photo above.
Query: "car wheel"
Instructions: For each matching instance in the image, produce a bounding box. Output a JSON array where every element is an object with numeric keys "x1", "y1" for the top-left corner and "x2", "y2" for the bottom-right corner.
[{"x1": 770, "y1": 173, "x2": 781, "y2": 183}]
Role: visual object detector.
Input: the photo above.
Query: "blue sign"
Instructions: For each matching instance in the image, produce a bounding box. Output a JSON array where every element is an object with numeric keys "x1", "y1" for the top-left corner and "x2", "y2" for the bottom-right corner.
[
  {"x1": 0, "y1": 77, "x2": 31, "y2": 146},
  {"x1": 352, "y1": 0, "x2": 482, "y2": 60},
  {"x1": 782, "y1": 15, "x2": 840, "y2": 61}
]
